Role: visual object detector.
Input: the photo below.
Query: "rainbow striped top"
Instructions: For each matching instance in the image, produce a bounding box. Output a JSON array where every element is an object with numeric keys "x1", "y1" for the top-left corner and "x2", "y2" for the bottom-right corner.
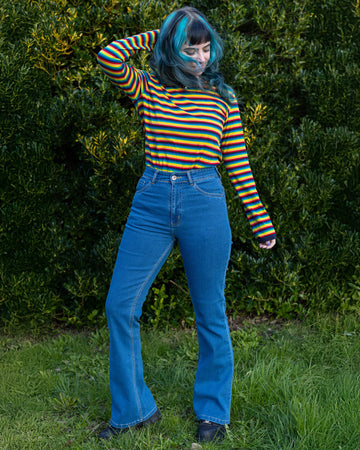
[{"x1": 97, "y1": 30, "x2": 276, "y2": 242}]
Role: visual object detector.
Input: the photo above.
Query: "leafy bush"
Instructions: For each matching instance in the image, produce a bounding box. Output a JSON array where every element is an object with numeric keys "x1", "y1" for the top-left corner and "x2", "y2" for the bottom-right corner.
[{"x1": 0, "y1": 0, "x2": 359, "y2": 329}]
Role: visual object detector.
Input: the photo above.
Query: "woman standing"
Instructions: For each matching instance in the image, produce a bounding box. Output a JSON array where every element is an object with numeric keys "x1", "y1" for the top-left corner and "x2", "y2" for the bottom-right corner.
[{"x1": 97, "y1": 6, "x2": 276, "y2": 443}]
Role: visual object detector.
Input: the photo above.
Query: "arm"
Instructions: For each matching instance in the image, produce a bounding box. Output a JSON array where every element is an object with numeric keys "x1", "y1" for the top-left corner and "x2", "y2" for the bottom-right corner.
[
  {"x1": 97, "y1": 30, "x2": 159, "y2": 100},
  {"x1": 221, "y1": 101, "x2": 276, "y2": 246}
]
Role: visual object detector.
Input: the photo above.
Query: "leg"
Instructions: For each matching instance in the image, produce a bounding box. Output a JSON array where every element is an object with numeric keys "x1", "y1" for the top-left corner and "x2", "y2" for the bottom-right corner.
[
  {"x1": 106, "y1": 223, "x2": 174, "y2": 428},
  {"x1": 177, "y1": 182, "x2": 233, "y2": 425}
]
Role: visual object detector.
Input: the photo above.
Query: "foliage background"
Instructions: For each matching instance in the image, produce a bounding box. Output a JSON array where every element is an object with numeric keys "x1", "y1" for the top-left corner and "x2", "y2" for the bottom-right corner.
[{"x1": 1, "y1": 0, "x2": 359, "y2": 330}]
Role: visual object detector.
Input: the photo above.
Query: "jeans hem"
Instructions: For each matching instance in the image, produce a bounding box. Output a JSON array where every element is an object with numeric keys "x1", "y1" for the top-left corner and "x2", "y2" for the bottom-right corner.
[
  {"x1": 197, "y1": 414, "x2": 230, "y2": 425},
  {"x1": 110, "y1": 405, "x2": 158, "y2": 429}
]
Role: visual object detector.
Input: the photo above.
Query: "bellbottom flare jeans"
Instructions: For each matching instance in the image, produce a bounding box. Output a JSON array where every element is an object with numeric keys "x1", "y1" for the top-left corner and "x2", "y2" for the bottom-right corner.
[{"x1": 105, "y1": 166, "x2": 234, "y2": 428}]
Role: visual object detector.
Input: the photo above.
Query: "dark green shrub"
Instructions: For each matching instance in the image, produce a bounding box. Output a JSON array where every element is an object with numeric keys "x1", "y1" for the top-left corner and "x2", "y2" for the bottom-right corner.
[{"x1": 1, "y1": 0, "x2": 359, "y2": 330}]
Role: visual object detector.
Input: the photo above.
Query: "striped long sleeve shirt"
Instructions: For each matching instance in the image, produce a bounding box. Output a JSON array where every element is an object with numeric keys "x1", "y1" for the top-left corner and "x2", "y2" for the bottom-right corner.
[{"x1": 97, "y1": 30, "x2": 276, "y2": 242}]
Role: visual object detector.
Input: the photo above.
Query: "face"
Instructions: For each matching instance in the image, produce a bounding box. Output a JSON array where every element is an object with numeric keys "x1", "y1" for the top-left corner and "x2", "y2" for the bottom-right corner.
[{"x1": 180, "y1": 41, "x2": 211, "y2": 76}]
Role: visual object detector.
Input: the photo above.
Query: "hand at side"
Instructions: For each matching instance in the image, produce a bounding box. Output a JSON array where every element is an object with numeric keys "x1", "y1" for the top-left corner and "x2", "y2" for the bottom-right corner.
[{"x1": 259, "y1": 239, "x2": 276, "y2": 249}]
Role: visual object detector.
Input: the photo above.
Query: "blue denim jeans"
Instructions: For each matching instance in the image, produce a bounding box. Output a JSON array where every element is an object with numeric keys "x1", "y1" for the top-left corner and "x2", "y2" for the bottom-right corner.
[{"x1": 105, "y1": 166, "x2": 234, "y2": 428}]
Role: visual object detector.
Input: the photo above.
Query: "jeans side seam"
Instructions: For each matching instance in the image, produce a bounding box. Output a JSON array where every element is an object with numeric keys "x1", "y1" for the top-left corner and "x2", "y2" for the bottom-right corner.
[
  {"x1": 223, "y1": 236, "x2": 234, "y2": 420},
  {"x1": 129, "y1": 238, "x2": 175, "y2": 420}
]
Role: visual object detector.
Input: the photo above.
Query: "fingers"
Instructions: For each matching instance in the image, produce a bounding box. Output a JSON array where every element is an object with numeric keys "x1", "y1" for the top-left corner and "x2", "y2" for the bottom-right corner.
[{"x1": 259, "y1": 239, "x2": 276, "y2": 249}]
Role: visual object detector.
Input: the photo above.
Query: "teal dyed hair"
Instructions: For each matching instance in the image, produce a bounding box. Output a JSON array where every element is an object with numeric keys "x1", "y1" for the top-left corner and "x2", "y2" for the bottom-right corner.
[{"x1": 149, "y1": 7, "x2": 235, "y2": 103}]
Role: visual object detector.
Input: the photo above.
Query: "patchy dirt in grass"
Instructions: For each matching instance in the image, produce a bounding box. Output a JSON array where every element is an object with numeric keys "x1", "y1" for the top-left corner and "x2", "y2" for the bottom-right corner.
[{"x1": 227, "y1": 314, "x2": 289, "y2": 332}]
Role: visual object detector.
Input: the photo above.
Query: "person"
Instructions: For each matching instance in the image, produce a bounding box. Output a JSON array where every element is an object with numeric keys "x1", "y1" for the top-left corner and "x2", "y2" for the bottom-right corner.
[{"x1": 96, "y1": 6, "x2": 276, "y2": 443}]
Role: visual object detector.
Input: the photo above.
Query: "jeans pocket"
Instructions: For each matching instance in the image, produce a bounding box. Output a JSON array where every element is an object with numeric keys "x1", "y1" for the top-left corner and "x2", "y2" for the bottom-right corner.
[
  {"x1": 193, "y1": 177, "x2": 225, "y2": 198},
  {"x1": 135, "y1": 177, "x2": 152, "y2": 194}
]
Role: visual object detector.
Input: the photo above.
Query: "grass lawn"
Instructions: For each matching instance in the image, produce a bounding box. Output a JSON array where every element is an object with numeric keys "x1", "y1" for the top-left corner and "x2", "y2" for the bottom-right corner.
[{"x1": 1, "y1": 315, "x2": 360, "y2": 449}]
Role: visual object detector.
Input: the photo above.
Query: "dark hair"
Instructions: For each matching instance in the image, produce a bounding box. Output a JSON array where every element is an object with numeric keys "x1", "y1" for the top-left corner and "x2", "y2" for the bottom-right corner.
[{"x1": 149, "y1": 6, "x2": 235, "y2": 103}]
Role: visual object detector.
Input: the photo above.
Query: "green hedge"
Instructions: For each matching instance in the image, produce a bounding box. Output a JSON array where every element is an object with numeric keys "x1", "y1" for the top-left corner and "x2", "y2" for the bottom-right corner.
[{"x1": 1, "y1": 0, "x2": 359, "y2": 329}]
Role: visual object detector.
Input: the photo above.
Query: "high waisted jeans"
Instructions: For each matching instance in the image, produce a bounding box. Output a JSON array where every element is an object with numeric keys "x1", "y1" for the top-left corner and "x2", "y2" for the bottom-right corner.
[{"x1": 105, "y1": 166, "x2": 234, "y2": 428}]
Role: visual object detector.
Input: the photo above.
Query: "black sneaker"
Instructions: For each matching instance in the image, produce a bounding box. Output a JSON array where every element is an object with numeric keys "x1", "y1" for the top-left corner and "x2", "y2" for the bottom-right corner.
[
  {"x1": 196, "y1": 420, "x2": 226, "y2": 443},
  {"x1": 98, "y1": 409, "x2": 161, "y2": 441}
]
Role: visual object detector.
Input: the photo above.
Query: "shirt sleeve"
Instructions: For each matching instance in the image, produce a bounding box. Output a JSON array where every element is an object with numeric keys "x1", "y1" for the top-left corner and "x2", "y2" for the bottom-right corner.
[
  {"x1": 221, "y1": 100, "x2": 276, "y2": 242},
  {"x1": 97, "y1": 30, "x2": 159, "y2": 101}
]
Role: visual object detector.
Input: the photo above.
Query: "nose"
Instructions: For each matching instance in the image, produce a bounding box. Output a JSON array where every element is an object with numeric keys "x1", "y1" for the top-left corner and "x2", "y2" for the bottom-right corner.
[{"x1": 196, "y1": 51, "x2": 206, "y2": 63}]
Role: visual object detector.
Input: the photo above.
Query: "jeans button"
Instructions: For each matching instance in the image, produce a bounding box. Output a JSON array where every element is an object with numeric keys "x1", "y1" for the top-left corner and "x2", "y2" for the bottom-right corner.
[{"x1": 171, "y1": 175, "x2": 177, "y2": 181}]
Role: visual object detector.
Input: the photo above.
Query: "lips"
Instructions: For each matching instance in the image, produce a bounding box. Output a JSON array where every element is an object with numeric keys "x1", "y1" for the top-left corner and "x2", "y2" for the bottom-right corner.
[
  {"x1": 194, "y1": 63, "x2": 206, "y2": 72},
  {"x1": 189, "y1": 61, "x2": 206, "y2": 74}
]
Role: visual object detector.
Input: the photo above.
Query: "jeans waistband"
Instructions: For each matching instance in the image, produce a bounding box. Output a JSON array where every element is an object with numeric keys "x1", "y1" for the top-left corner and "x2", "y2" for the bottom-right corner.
[{"x1": 143, "y1": 166, "x2": 220, "y2": 185}]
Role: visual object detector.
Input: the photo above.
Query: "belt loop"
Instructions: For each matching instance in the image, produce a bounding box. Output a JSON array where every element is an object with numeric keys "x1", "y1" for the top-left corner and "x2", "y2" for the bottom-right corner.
[
  {"x1": 152, "y1": 170, "x2": 158, "y2": 184},
  {"x1": 186, "y1": 170, "x2": 194, "y2": 185},
  {"x1": 215, "y1": 166, "x2": 221, "y2": 178}
]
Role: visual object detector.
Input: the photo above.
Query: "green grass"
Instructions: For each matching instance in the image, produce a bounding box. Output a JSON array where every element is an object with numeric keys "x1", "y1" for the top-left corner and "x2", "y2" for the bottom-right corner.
[{"x1": 1, "y1": 315, "x2": 360, "y2": 449}]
